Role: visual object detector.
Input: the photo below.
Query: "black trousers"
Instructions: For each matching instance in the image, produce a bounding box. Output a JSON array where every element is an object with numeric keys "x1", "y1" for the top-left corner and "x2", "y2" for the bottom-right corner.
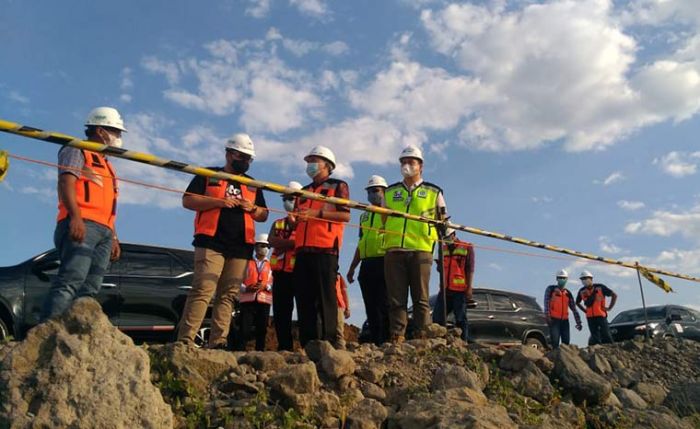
[
  {"x1": 294, "y1": 252, "x2": 338, "y2": 346},
  {"x1": 358, "y1": 257, "x2": 389, "y2": 345},
  {"x1": 587, "y1": 316, "x2": 614, "y2": 345},
  {"x1": 549, "y1": 318, "x2": 570, "y2": 348},
  {"x1": 237, "y1": 302, "x2": 270, "y2": 351},
  {"x1": 272, "y1": 270, "x2": 296, "y2": 351}
]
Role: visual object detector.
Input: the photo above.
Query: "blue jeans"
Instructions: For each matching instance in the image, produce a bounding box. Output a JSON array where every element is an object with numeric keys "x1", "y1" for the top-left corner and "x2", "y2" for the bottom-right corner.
[
  {"x1": 549, "y1": 318, "x2": 570, "y2": 348},
  {"x1": 433, "y1": 290, "x2": 468, "y2": 341},
  {"x1": 41, "y1": 219, "x2": 113, "y2": 321}
]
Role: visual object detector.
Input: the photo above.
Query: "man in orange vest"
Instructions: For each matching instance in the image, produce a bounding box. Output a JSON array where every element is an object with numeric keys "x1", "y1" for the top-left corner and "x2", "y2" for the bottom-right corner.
[
  {"x1": 177, "y1": 134, "x2": 268, "y2": 349},
  {"x1": 432, "y1": 229, "x2": 475, "y2": 341},
  {"x1": 268, "y1": 181, "x2": 303, "y2": 351},
  {"x1": 288, "y1": 146, "x2": 350, "y2": 347},
  {"x1": 575, "y1": 270, "x2": 617, "y2": 345},
  {"x1": 41, "y1": 107, "x2": 125, "y2": 321},
  {"x1": 236, "y1": 234, "x2": 273, "y2": 351},
  {"x1": 543, "y1": 269, "x2": 582, "y2": 348}
]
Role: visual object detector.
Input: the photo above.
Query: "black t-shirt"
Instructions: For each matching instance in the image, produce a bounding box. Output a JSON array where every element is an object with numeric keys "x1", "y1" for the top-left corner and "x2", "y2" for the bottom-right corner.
[{"x1": 186, "y1": 169, "x2": 267, "y2": 259}]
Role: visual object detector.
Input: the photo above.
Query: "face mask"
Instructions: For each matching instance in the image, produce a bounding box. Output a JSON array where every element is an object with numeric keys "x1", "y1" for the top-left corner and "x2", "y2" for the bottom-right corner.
[
  {"x1": 231, "y1": 159, "x2": 250, "y2": 174},
  {"x1": 582, "y1": 278, "x2": 593, "y2": 287},
  {"x1": 557, "y1": 278, "x2": 567, "y2": 288},
  {"x1": 283, "y1": 199, "x2": 295, "y2": 212},
  {"x1": 306, "y1": 162, "x2": 321, "y2": 179},
  {"x1": 401, "y1": 163, "x2": 418, "y2": 178},
  {"x1": 257, "y1": 246, "x2": 269, "y2": 256},
  {"x1": 102, "y1": 129, "x2": 123, "y2": 148},
  {"x1": 368, "y1": 193, "x2": 384, "y2": 206}
]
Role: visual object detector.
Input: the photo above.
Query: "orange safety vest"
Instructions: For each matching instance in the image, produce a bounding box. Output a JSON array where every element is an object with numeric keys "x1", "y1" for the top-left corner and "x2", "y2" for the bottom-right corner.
[
  {"x1": 295, "y1": 179, "x2": 346, "y2": 251},
  {"x1": 336, "y1": 275, "x2": 346, "y2": 309},
  {"x1": 580, "y1": 286, "x2": 607, "y2": 318},
  {"x1": 549, "y1": 288, "x2": 571, "y2": 320},
  {"x1": 239, "y1": 259, "x2": 273, "y2": 305},
  {"x1": 270, "y1": 217, "x2": 296, "y2": 273},
  {"x1": 57, "y1": 150, "x2": 118, "y2": 230},
  {"x1": 193, "y1": 178, "x2": 256, "y2": 244},
  {"x1": 442, "y1": 242, "x2": 469, "y2": 292}
]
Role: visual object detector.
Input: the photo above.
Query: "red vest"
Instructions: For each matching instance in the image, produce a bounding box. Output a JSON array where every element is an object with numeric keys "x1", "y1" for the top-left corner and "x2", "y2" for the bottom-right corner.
[
  {"x1": 194, "y1": 178, "x2": 255, "y2": 244},
  {"x1": 270, "y1": 217, "x2": 297, "y2": 273},
  {"x1": 580, "y1": 287, "x2": 607, "y2": 318},
  {"x1": 57, "y1": 150, "x2": 118, "y2": 230},
  {"x1": 549, "y1": 288, "x2": 571, "y2": 320},
  {"x1": 442, "y1": 242, "x2": 469, "y2": 292},
  {"x1": 239, "y1": 259, "x2": 273, "y2": 304},
  {"x1": 294, "y1": 179, "x2": 346, "y2": 251}
]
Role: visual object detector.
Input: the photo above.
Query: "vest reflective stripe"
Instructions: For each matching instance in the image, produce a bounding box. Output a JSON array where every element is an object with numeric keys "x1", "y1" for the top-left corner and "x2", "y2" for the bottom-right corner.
[
  {"x1": 193, "y1": 179, "x2": 255, "y2": 244},
  {"x1": 358, "y1": 211, "x2": 385, "y2": 259},
  {"x1": 336, "y1": 275, "x2": 346, "y2": 309},
  {"x1": 239, "y1": 259, "x2": 273, "y2": 304},
  {"x1": 294, "y1": 179, "x2": 346, "y2": 251},
  {"x1": 549, "y1": 288, "x2": 570, "y2": 320},
  {"x1": 383, "y1": 182, "x2": 440, "y2": 252},
  {"x1": 442, "y1": 242, "x2": 468, "y2": 292},
  {"x1": 270, "y1": 218, "x2": 297, "y2": 272},
  {"x1": 581, "y1": 287, "x2": 607, "y2": 318},
  {"x1": 57, "y1": 150, "x2": 118, "y2": 230}
]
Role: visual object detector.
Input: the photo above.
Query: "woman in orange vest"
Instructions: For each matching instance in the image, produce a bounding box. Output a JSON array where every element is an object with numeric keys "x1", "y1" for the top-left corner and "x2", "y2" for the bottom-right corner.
[
  {"x1": 543, "y1": 270, "x2": 582, "y2": 348},
  {"x1": 236, "y1": 234, "x2": 273, "y2": 351},
  {"x1": 177, "y1": 134, "x2": 268, "y2": 349},
  {"x1": 575, "y1": 270, "x2": 617, "y2": 345}
]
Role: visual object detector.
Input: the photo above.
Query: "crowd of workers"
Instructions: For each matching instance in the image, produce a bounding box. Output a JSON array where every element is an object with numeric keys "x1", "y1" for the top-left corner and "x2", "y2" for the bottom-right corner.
[{"x1": 41, "y1": 106, "x2": 620, "y2": 351}]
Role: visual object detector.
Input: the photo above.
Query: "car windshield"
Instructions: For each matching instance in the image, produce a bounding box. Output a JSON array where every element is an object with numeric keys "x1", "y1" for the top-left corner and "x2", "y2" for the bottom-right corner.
[{"x1": 612, "y1": 307, "x2": 667, "y2": 323}]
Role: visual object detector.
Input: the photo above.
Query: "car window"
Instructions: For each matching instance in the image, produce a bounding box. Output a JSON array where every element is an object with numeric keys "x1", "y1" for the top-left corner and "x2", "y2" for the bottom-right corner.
[
  {"x1": 491, "y1": 294, "x2": 516, "y2": 311},
  {"x1": 171, "y1": 256, "x2": 192, "y2": 276},
  {"x1": 106, "y1": 258, "x2": 124, "y2": 275},
  {"x1": 472, "y1": 292, "x2": 488, "y2": 310},
  {"x1": 123, "y1": 251, "x2": 173, "y2": 277},
  {"x1": 678, "y1": 310, "x2": 696, "y2": 322},
  {"x1": 612, "y1": 307, "x2": 667, "y2": 323}
]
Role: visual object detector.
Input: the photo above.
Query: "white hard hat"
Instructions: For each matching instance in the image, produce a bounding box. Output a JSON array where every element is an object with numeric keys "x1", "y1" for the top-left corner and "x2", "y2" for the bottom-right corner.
[
  {"x1": 85, "y1": 107, "x2": 127, "y2": 132},
  {"x1": 556, "y1": 269, "x2": 569, "y2": 278},
  {"x1": 579, "y1": 270, "x2": 593, "y2": 279},
  {"x1": 445, "y1": 227, "x2": 456, "y2": 237},
  {"x1": 225, "y1": 133, "x2": 256, "y2": 158},
  {"x1": 304, "y1": 145, "x2": 336, "y2": 170},
  {"x1": 399, "y1": 145, "x2": 423, "y2": 162},
  {"x1": 255, "y1": 233, "x2": 269, "y2": 245},
  {"x1": 365, "y1": 175, "x2": 388, "y2": 189},
  {"x1": 287, "y1": 180, "x2": 303, "y2": 190}
]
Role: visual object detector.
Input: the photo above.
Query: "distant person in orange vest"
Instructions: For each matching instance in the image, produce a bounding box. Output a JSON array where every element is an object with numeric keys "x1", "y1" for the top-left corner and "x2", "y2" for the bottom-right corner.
[
  {"x1": 268, "y1": 181, "x2": 303, "y2": 351},
  {"x1": 543, "y1": 269, "x2": 582, "y2": 348},
  {"x1": 42, "y1": 107, "x2": 125, "y2": 321},
  {"x1": 575, "y1": 270, "x2": 617, "y2": 345},
  {"x1": 432, "y1": 229, "x2": 475, "y2": 342},
  {"x1": 177, "y1": 134, "x2": 268, "y2": 349},
  {"x1": 335, "y1": 272, "x2": 351, "y2": 349},
  {"x1": 288, "y1": 146, "x2": 350, "y2": 347},
  {"x1": 236, "y1": 234, "x2": 273, "y2": 351}
]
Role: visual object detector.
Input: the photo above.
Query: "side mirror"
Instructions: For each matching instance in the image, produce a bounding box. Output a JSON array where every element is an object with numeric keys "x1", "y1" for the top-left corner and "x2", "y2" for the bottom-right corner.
[{"x1": 668, "y1": 313, "x2": 682, "y2": 322}]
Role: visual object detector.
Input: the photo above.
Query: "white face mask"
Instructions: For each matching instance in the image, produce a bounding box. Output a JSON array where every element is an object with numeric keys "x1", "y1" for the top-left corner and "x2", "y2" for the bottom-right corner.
[
  {"x1": 102, "y1": 129, "x2": 123, "y2": 148},
  {"x1": 283, "y1": 199, "x2": 295, "y2": 212},
  {"x1": 401, "y1": 163, "x2": 418, "y2": 178},
  {"x1": 257, "y1": 246, "x2": 269, "y2": 256}
]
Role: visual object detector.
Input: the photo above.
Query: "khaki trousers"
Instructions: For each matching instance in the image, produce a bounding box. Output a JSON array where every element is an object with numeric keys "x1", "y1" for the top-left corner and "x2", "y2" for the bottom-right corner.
[
  {"x1": 177, "y1": 247, "x2": 247, "y2": 346},
  {"x1": 384, "y1": 250, "x2": 433, "y2": 337}
]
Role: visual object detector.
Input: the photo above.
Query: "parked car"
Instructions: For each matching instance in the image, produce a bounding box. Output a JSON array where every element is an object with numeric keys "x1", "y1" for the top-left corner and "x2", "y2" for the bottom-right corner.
[
  {"x1": 609, "y1": 305, "x2": 700, "y2": 342},
  {"x1": 0, "y1": 243, "x2": 224, "y2": 345},
  {"x1": 360, "y1": 287, "x2": 550, "y2": 349}
]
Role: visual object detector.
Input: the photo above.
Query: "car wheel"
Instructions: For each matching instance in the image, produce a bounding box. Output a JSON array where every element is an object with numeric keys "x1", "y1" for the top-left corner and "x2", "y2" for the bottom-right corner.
[
  {"x1": 0, "y1": 318, "x2": 10, "y2": 342},
  {"x1": 194, "y1": 326, "x2": 210, "y2": 348},
  {"x1": 524, "y1": 337, "x2": 545, "y2": 350}
]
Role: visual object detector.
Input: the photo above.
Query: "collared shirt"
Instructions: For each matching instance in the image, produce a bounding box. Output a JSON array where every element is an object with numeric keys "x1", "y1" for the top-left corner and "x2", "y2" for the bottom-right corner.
[{"x1": 57, "y1": 147, "x2": 85, "y2": 177}]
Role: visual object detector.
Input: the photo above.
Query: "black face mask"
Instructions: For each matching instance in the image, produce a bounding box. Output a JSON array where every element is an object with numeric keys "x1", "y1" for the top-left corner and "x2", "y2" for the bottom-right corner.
[{"x1": 231, "y1": 159, "x2": 250, "y2": 174}]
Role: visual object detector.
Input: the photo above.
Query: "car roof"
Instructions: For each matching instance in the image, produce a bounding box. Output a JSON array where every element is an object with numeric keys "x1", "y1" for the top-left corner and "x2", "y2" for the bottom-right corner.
[
  {"x1": 472, "y1": 287, "x2": 537, "y2": 302},
  {"x1": 25, "y1": 243, "x2": 193, "y2": 264}
]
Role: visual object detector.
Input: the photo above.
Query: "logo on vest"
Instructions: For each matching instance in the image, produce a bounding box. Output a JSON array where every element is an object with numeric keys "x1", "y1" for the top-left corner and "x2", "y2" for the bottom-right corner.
[
  {"x1": 417, "y1": 189, "x2": 427, "y2": 198},
  {"x1": 392, "y1": 190, "x2": 403, "y2": 201},
  {"x1": 226, "y1": 184, "x2": 241, "y2": 199}
]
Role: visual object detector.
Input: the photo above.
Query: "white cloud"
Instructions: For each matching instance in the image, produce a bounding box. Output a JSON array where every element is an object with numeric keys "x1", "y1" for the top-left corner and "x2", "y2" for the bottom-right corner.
[
  {"x1": 322, "y1": 41, "x2": 349, "y2": 56},
  {"x1": 18, "y1": 185, "x2": 54, "y2": 201},
  {"x1": 246, "y1": 0, "x2": 271, "y2": 18},
  {"x1": 531, "y1": 196, "x2": 553, "y2": 204},
  {"x1": 625, "y1": 204, "x2": 700, "y2": 243},
  {"x1": 618, "y1": 200, "x2": 645, "y2": 211},
  {"x1": 594, "y1": 171, "x2": 625, "y2": 186},
  {"x1": 488, "y1": 262, "x2": 503, "y2": 271},
  {"x1": 8, "y1": 90, "x2": 29, "y2": 104},
  {"x1": 599, "y1": 235, "x2": 624, "y2": 255},
  {"x1": 120, "y1": 67, "x2": 133, "y2": 104},
  {"x1": 290, "y1": 0, "x2": 329, "y2": 19},
  {"x1": 653, "y1": 151, "x2": 700, "y2": 178},
  {"x1": 141, "y1": 57, "x2": 180, "y2": 85}
]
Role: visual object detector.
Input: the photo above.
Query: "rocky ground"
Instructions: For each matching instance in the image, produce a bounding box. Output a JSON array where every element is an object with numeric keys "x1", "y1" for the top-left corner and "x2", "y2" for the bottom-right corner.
[{"x1": 1, "y1": 299, "x2": 699, "y2": 429}]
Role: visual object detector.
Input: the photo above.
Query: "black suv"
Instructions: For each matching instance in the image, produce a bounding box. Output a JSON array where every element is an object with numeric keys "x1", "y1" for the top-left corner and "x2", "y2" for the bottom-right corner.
[
  {"x1": 0, "y1": 243, "x2": 213, "y2": 343},
  {"x1": 362, "y1": 287, "x2": 550, "y2": 349},
  {"x1": 609, "y1": 305, "x2": 700, "y2": 342}
]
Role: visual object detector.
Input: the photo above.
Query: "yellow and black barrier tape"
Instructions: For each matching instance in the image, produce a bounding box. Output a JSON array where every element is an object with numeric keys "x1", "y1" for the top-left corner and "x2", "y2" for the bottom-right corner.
[{"x1": 0, "y1": 117, "x2": 696, "y2": 289}]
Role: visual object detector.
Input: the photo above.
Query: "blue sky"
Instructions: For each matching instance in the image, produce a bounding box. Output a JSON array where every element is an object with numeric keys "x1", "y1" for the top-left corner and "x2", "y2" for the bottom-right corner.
[{"x1": 2, "y1": 0, "x2": 700, "y2": 345}]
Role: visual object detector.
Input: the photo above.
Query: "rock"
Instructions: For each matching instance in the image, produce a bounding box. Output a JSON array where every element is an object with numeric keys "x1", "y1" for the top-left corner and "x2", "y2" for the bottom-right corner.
[
  {"x1": 605, "y1": 392, "x2": 623, "y2": 408},
  {"x1": 613, "y1": 368, "x2": 639, "y2": 388},
  {"x1": 511, "y1": 361, "x2": 554, "y2": 404},
  {"x1": 430, "y1": 364, "x2": 481, "y2": 392},
  {"x1": 305, "y1": 340, "x2": 334, "y2": 362},
  {"x1": 237, "y1": 351, "x2": 287, "y2": 372},
  {"x1": 550, "y1": 401, "x2": 585, "y2": 428},
  {"x1": 388, "y1": 387, "x2": 516, "y2": 429},
  {"x1": 633, "y1": 382, "x2": 667, "y2": 406},
  {"x1": 360, "y1": 381, "x2": 387, "y2": 402},
  {"x1": 268, "y1": 361, "x2": 320, "y2": 407},
  {"x1": 587, "y1": 353, "x2": 612, "y2": 375},
  {"x1": 320, "y1": 348, "x2": 356, "y2": 379},
  {"x1": 313, "y1": 390, "x2": 342, "y2": 426},
  {"x1": 424, "y1": 323, "x2": 448, "y2": 338},
  {"x1": 500, "y1": 345, "x2": 552, "y2": 373},
  {"x1": 549, "y1": 345, "x2": 612, "y2": 405},
  {"x1": 614, "y1": 387, "x2": 648, "y2": 410},
  {"x1": 356, "y1": 364, "x2": 386, "y2": 385},
  {"x1": 0, "y1": 298, "x2": 172, "y2": 429},
  {"x1": 664, "y1": 382, "x2": 700, "y2": 417},
  {"x1": 345, "y1": 398, "x2": 388, "y2": 429},
  {"x1": 469, "y1": 343, "x2": 506, "y2": 363},
  {"x1": 218, "y1": 375, "x2": 260, "y2": 395}
]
